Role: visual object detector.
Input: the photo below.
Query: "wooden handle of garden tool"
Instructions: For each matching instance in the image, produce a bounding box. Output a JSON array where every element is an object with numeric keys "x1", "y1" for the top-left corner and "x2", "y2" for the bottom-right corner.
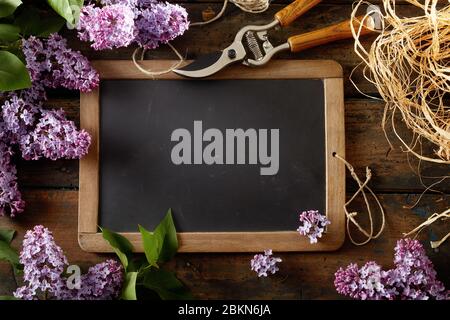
[
  {"x1": 288, "y1": 15, "x2": 375, "y2": 53},
  {"x1": 275, "y1": 0, "x2": 322, "y2": 27}
]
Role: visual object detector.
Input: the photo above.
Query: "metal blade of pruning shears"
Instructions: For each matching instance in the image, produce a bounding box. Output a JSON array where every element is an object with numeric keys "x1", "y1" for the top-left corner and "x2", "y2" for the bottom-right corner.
[{"x1": 173, "y1": 40, "x2": 247, "y2": 78}]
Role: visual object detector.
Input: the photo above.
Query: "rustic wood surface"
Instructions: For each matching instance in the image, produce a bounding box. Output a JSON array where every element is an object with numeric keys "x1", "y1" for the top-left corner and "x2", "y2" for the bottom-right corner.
[{"x1": 0, "y1": 1, "x2": 448, "y2": 299}]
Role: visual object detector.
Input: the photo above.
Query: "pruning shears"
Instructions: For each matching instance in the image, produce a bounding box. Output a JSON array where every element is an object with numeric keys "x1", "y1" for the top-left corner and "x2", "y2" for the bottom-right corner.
[{"x1": 174, "y1": 0, "x2": 381, "y2": 78}]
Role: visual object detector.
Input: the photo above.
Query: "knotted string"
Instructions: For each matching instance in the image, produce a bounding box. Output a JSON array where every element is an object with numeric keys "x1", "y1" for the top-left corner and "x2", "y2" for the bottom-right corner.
[
  {"x1": 334, "y1": 153, "x2": 386, "y2": 246},
  {"x1": 132, "y1": 0, "x2": 270, "y2": 75}
]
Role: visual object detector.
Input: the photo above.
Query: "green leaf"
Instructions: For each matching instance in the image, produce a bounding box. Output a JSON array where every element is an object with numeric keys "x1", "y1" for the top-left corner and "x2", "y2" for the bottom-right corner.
[
  {"x1": 47, "y1": 0, "x2": 83, "y2": 25},
  {"x1": 0, "y1": 240, "x2": 19, "y2": 267},
  {"x1": 0, "y1": 0, "x2": 22, "y2": 18},
  {"x1": 100, "y1": 227, "x2": 133, "y2": 270},
  {"x1": 139, "y1": 209, "x2": 178, "y2": 266},
  {"x1": 14, "y1": 7, "x2": 65, "y2": 37},
  {"x1": 155, "y1": 209, "x2": 178, "y2": 263},
  {"x1": 121, "y1": 272, "x2": 137, "y2": 300},
  {"x1": 0, "y1": 23, "x2": 19, "y2": 41},
  {"x1": 0, "y1": 229, "x2": 15, "y2": 243},
  {"x1": 0, "y1": 50, "x2": 31, "y2": 91},
  {"x1": 138, "y1": 225, "x2": 159, "y2": 268},
  {"x1": 0, "y1": 295, "x2": 18, "y2": 300},
  {"x1": 141, "y1": 268, "x2": 193, "y2": 300}
]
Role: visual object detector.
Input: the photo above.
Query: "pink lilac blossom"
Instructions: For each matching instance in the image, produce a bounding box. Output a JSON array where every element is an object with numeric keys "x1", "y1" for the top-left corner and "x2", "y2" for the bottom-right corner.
[
  {"x1": 0, "y1": 141, "x2": 25, "y2": 217},
  {"x1": 13, "y1": 225, "x2": 123, "y2": 300},
  {"x1": 334, "y1": 238, "x2": 449, "y2": 300},
  {"x1": 77, "y1": 4, "x2": 136, "y2": 50},
  {"x1": 297, "y1": 210, "x2": 331, "y2": 244},
  {"x1": 19, "y1": 109, "x2": 91, "y2": 161},
  {"x1": 22, "y1": 34, "x2": 99, "y2": 92},
  {"x1": 250, "y1": 249, "x2": 282, "y2": 277}
]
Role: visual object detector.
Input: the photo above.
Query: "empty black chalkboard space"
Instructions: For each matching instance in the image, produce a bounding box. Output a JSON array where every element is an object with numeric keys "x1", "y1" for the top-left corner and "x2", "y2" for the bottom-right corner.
[{"x1": 78, "y1": 60, "x2": 346, "y2": 252}]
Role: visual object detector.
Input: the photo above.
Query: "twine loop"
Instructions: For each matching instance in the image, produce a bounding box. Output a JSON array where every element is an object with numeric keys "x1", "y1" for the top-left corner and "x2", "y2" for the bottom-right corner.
[{"x1": 334, "y1": 153, "x2": 386, "y2": 246}]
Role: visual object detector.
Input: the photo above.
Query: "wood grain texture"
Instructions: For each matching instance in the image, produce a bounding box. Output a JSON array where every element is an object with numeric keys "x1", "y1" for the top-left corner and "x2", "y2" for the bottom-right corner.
[
  {"x1": 0, "y1": 190, "x2": 447, "y2": 299},
  {"x1": 79, "y1": 60, "x2": 346, "y2": 253},
  {"x1": 288, "y1": 15, "x2": 374, "y2": 52},
  {"x1": 78, "y1": 89, "x2": 100, "y2": 234},
  {"x1": 275, "y1": 0, "x2": 322, "y2": 27}
]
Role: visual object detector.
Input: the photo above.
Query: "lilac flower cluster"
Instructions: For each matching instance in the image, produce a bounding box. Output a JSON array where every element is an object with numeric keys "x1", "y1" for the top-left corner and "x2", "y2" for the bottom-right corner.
[
  {"x1": 22, "y1": 34, "x2": 99, "y2": 92},
  {"x1": 0, "y1": 91, "x2": 91, "y2": 215},
  {"x1": 297, "y1": 210, "x2": 331, "y2": 244},
  {"x1": 0, "y1": 33, "x2": 96, "y2": 216},
  {"x1": 63, "y1": 260, "x2": 124, "y2": 300},
  {"x1": 334, "y1": 238, "x2": 449, "y2": 300},
  {"x1": 20, "y1": 109, "x2": 91, "y2": 161},
  {"x1": 0, "y1": 142, "x2": 24, "y2": 217},
  {"x1": 77, "y1": 0, "x2": 189, "y2": 50},
  {"x1": 250, "y1": 249, "x2": 282, "y2": 277},
  {"x1": 14, "y1": 225, "x2": 68, "y2": 299},
  {"x1": 78, "y1": 4, "x2": 136, "y2": 50},
  {"x1": 13, "y1": 226, "x2": 123, "y2": 300}
]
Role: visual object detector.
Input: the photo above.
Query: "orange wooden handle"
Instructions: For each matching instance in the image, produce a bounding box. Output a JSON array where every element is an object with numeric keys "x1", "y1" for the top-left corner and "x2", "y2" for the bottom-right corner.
[
  {"x1": 275, "y1": 0, "x2": 322, "y2": 27},
  {"x1": 288, "y1": 15, "x2": 375, "y2": 53}
]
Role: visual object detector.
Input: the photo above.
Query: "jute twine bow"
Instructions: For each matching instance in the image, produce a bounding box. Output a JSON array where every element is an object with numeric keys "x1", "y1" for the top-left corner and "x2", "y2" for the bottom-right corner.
[
  {"x1": 132, "y1": 0, "x2": 270, "y2": 76},
  {"x1": 334, "y1": 153, "x2": 386, "y2": 246}
]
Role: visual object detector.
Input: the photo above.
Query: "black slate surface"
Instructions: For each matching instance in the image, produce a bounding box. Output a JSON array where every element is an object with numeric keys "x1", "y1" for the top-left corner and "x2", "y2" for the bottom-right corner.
[{"x1": 99, "y1": 79, "x2": 326, "y2": 232}]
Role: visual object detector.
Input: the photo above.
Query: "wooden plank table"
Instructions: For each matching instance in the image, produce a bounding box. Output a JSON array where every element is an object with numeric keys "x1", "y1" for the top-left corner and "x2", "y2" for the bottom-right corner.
[{"x1": 1, "y1": 1, "x2": 448, "y2": 299}]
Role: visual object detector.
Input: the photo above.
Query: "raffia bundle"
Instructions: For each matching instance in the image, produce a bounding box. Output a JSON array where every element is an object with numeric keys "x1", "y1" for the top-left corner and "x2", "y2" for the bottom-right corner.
[{"x1": 350, "y1": 0, "x2": 450, "y2": 164}]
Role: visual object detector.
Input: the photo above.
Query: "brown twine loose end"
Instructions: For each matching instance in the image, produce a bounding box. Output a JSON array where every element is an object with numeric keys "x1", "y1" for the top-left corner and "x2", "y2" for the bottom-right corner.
[{"x1": 334, "y1": 153, "x2": 386, "y2": 246}]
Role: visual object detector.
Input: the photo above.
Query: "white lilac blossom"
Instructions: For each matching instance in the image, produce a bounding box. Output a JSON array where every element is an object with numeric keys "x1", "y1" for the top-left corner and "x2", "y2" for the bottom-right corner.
[
  {"x1": 22, "y1": 34, "x2": 99, "y2": 92},
  {"x1": 297, "y1": 210, "x2": 331, "y2": 243},
  {"x1": 0, "y1": 141, "x2": 25, "y2": 217},
  {"x1": 13, "y1": 226, "x2": 123, "y2": 300},
  {"x1": 77, "y1": 0, "x2": 189, "y2": 50},
  {"x1": 77, "y1": 4, "x2": 136, "y2": 50},
  {"x1": 334, "y1": 238, "x2": 449, "y2": 300},
  {"x1": 250, "y1": 249, "x2": 282, "y2": 277}
]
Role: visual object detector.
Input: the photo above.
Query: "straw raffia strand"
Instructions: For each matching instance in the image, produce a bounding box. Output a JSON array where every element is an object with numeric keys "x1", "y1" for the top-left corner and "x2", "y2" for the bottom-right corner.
[{"x1": 351, "y1": 0, "x2": 450, "y2": 164}]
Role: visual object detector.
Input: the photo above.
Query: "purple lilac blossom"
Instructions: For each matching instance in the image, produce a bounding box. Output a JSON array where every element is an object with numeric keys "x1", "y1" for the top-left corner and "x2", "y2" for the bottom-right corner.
[
  {"x1": 78, "y1": 4, "x2": 136, "y2": 50},
  {"x1": 0, "y1": 141, "x2": 25, "y2": 217},
  {"x1": 134, "y1": 2, "x2": 189, "y2": 49},
  {"x1": 250, "y1": 249, "x2": 282, "y2": 277},
  {"x1": 59, "y1": 260, "x2": 124, "y2": 300},
  {"x1": 297, "y1": 210, "x2": 331, "y2": 244},
  {"x1": 14, "y1": 225, "x2": 68, "y2": 300},
  {"x1": 19, "y1": 108, "x2": 91, "y2": 161},
  {"x1": 13, "y1": 225, "x2": 123, "y2": 300},
  {"x1": 77, "y1": 1, "x2": 189, "y2": 50},
  {"x1": 22, "y1": 34, "x2": 99, "y2": 92},
  {"x1": 334, "y1": 238, "x2": 449, "y2": 300}
]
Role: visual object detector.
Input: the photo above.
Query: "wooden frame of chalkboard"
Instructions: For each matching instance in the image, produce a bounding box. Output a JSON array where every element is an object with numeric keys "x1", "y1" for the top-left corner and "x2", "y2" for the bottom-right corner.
[{"x1": 78, "y1": 60, "x2": 345, "y2": 253}]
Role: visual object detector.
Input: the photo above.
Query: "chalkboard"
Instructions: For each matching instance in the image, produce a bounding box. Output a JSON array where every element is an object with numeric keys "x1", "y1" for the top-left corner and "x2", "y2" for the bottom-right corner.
[{"x1": 78, "y1": 60, "x2": 346, "y2": 252}]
